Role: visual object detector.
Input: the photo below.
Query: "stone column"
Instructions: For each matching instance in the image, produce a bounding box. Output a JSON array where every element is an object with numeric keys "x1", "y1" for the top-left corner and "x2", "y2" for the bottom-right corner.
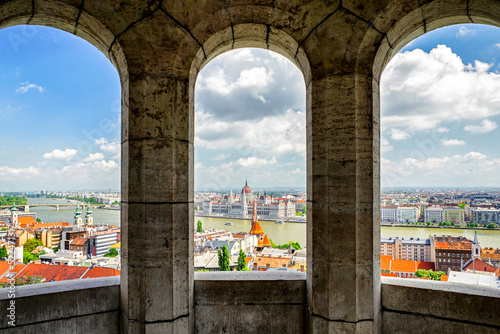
[
  {"x1": 307, "y1": 73, "x2": 380, "y2": 333},
  {"x1": 121, "y1": 69, "x2": 193, "y2": 333}
]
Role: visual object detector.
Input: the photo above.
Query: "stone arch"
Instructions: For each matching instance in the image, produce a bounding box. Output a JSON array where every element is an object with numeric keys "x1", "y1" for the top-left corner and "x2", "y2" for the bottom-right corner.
[
  {"x1": 0, "y1": 0, "x2": 127, "y2": 83},
  {"x1": 372, "y1": 0, "x2": 500, "y2": 81}
]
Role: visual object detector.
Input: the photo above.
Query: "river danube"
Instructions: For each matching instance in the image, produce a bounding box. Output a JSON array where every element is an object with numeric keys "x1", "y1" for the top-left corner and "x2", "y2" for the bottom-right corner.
[{"x1": 27, "y1": 199, "x2": 500, "y2": 248}]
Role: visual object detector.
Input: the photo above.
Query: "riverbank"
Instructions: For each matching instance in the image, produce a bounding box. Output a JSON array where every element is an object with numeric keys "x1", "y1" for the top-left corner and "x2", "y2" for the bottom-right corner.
[
  {"x1": 195, "y1": 213, "x2": 306, "y2": 223},
  {"x1": 381, "y1": 223, "x2": 500, "y2": 231}
]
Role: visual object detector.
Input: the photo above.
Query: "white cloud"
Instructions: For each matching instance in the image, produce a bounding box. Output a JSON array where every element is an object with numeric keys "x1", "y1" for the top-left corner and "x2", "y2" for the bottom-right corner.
[
  {"x1": 236, "y1": 156, "x2": 277, "y2": 167},
  {"x1": 382, "y1": 151, "x2": 500, "y2": 187},
  {"x1": 16, "y1": 81, "x2": 45, "y2": 93},
  {"x1": 436, "y1": 127, "x2": 450, "y2": 133},
  {"x1": 95, "y1": 138, "x2": 120, "y2": 154},
  {"x1": 441, "y1": 139, "x2": 466, "y2": 146},
  {"x1": 43, "y1": 148, "x2": 78, "y2": 160},
  {"x1": 83, "y1": 152, "x2": 105, "y2": 162},
  {"x1": 195, "y1": 108, "x2": 306, "y2": 157},
  {"x1": 457, "y1": 26, "x2": 476, "y2": 37},
  {"x1": 464, "y1": 119, "x2": 498, "y2": 133},
  {"x1": 381, "y1": 45, "x2": 500, "y2": 132},
  {"x1": 212, "y1": 154, "x2": 229, "y2": 161},
  {"x1": 390, "y1": 128, "x2": 411, "y2": 140},
  {"x1": 381, "y1": 138, "x2": 393, "y2": 152},
  {"x1": 0, "y1": 166, "x2": 40, "y2": 178}
]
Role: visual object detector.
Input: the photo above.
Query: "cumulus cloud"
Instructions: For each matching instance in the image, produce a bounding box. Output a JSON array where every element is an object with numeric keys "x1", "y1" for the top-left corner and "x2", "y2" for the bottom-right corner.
[
  {"x1": 212, "y1": 154, "x2": 229, "y2": 161},
  {"x1": 0, "y1": 166, "x2": 40, "y2": 178},
  {"x1": 441, "y1": 139, "x2": 466, "y2": 146},
  {"x1": 390, "y1": 128, "x2": 411, "y2": 140},
  {"x1": 464, "y1": 119, "x2": 498, "y2": 133},
  {"x1": 381, "y1": 138, "x2": 393, "y2": 152},
  {"x1": 381, "y1": 45, "x2": 500, "y2": 132},
  {"x1": 436, "y1": 127, "x2": 450, "y2": 133},
  {"x1": 236, "y1": 156, "x2": 277, "y2": 167},
  {"x1": 195, "y1": 108, "x2": 306, "y2": 157},
  {"x1": 43, "y1": 148, "x2": 78, "y2": 160},
  {"x1": 95, "y1": 138, "x2": 120, "y2": 154},
  {"x1": 16, "y1": 81, "x2": 45, "y2": 93},
  {"x1": 82, "y1": 152, "x2": 105, "y2": 162},
  {"x1": 382, "y1": 151, "x2": 500, "y2": 187},
  {"x1": 195, "y1": 48, "x2": 305, "y2": 121}
]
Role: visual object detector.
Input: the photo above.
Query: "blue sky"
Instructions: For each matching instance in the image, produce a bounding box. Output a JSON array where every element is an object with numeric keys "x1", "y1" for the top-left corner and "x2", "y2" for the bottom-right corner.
[{"x1": 1, "y1": 24, "x2": 500, "y2": 191}]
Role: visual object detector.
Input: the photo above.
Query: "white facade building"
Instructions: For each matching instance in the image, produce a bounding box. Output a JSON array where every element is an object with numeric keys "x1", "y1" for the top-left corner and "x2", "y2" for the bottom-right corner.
[
  {"x1": 471, "y1": 208, "x2": 500, "y2": 224},
  {"x1": 381, "y1": 207, "x2": 397, "y2": 222},
  {"x1": 424, "y1": 206, "x2": 443, "y2": 223},
  {"x1": 396, "y1": 207, "x2": 419, "y2": 223}
]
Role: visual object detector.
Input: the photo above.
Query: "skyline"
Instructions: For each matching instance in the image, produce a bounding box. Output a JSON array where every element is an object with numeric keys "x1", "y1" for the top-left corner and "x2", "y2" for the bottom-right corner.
[{"x1": 1, "y1": 24, "x2": 500, "y2": 190}]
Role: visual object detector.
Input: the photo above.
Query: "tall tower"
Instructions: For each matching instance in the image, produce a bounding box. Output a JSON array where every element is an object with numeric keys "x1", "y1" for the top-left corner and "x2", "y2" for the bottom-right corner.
[
  {"x1": 472, "y1": 229, "x2": 481, "y2": 260},
  {"x1": 74, "y1": 204, "x2": 83, "y2": 226},
  {"x1": 10, "y1": 203, "x2": 19, "y2": 228},
  {"x1": 85, "y1": 204, "x2": 93, "y2": 225}
]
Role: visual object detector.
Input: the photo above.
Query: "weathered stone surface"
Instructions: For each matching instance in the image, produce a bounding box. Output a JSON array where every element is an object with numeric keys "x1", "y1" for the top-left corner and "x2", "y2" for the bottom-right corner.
[
  {"x1": 0, "y1": 278, "x2": 119, "y2": 330},
  {"x1": 2, "y1": 1, "x2": 500, "y2": 333}
]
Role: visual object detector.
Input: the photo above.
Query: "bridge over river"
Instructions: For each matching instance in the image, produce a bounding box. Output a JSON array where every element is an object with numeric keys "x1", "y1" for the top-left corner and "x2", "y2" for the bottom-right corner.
[{"x1": 0, "y1": 203, "x2": 103, "y2": 212}]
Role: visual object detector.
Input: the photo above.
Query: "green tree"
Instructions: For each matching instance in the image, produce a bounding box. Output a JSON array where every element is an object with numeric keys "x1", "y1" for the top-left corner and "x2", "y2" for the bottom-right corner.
[
  {"x1": 218, "y1": 245, "x2": 230, "y2": 271},
  {"x1": 487, "y1": 223, "x2": 497, "y2": 229},
  {"x1": 0, "y1": 245, "x2": 8, "y2": 259},
  {"x1": 104, "y1": 248, "x2": 119, "y2": 257},
  {"x1": 237, "y1": 249, "x2": 247, "y2": 271},
  {"x1": 458, "y1": 203, "x2": 466, "y2": 209},
  {"x1": 36, "y1": 218, "x2": 42, "y2": 223},
  {"x1": 24, "y1": 238, "x2": 42, "y2": 253},
  {"x1": 197, "y1": 220, "x2": 203, "y2": 233},
  {"x1": 415, "y1": 269, "x2": 445, "y2": 281}
]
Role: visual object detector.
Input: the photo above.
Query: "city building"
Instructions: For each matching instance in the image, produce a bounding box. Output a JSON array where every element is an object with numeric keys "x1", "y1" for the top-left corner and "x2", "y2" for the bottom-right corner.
[
  {"x1": 3, "y1": 1, "x2": 500, "y2": 333},
  {"x1": 443, "y1": 207, "x2": 464, "y2": 224},
  {"x1": 424, "y1": 206, "x2": 444, "y2": 223},
  {"x1": 380, "y1": 206, "x2": 397, "y2": 222},
  {"x1": 203, "y1": 181, "x2": 296, "y2": 219},
  {"x1": 471, "y1": 207, "x2": 500, "y2": 225},
  {"x1": 431, "y1": 235, "x2": 474, "y2": 272},
  {"x1": 381, "y1": 237, "x2": 431, "y2": 262},
  {"x1": 396, "y1": 206, "x2": 419, "y2": 223},
  {"x1": 380, "y1": 255, "x2": 435, "y2": 278}
]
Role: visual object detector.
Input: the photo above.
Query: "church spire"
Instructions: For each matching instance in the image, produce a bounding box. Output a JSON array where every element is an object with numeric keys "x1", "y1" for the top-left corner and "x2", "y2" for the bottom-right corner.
[
  {"x1": 251, "y1": 199, "x2": 257, "y2": 223},
  {"x1": 473, "y1": 229, "x2": 478, "y2": 244}
]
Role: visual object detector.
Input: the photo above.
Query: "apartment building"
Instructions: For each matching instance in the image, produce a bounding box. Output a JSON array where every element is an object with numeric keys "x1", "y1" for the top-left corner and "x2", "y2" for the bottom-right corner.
[
  {"x1": 424, "y1": 206, "x2": 444, "y2": 223},
  {"x1": 381, "y1": 237, "x2": 431, "y2": 262},
  {"x1": 443, "y1": 207, "x2": 464, "y2": 224}
]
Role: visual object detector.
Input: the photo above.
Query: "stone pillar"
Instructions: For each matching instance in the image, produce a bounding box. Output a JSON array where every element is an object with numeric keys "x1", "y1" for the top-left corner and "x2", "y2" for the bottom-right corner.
[
  {"x1": 121, "y1": 69, "x2": 193, "y2": 333},
  {"x1": 307, "y1": 73, "x2": 380, "y2": 333}
]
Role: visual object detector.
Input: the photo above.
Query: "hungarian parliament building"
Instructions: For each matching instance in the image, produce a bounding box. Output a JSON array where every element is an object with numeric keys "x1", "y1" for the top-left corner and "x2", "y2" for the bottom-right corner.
[{"x1": 202, "y1": 181, "x2": 297, "y2": 219}]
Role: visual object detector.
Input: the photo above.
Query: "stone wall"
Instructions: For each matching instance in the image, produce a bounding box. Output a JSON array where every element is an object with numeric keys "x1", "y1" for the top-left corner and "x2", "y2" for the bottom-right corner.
[
  {"x1": 0, "y1": 277, "x2": 119, "y2": 333},
  {"x1": 2, "y1": 0, "x2": 500, "y2": 332}
]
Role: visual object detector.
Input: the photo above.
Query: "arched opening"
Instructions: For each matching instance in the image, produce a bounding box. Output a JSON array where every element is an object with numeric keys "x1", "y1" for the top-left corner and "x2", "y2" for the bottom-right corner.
[
  {"x1": 193, "y1": 47, "x2": 307, "y2": 272},
  {"x1": 0, "y1": 24, "x2": 123, "y2": 278},
  {"x1": 379, "y1": 23, "x2": 500, "y2": 280}
]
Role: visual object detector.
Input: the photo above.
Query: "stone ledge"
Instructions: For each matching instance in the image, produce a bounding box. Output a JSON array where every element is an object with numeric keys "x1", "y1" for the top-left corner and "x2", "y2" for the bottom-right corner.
[
  {"x1": 194, "y1": 271, "x2": 306, "y2": 281},
  {"x1": 381, "y1": 276, "x2": 500, "y2": 298},
  {"x1": 0, "y1": 276, "x2": 120, "y2": 300},
  {"x1": 381, "y1": 277, "x2": 500, "y2": 329},
  {"x1": 0, "y1": 277, "x2": 120, "y2": 329}
]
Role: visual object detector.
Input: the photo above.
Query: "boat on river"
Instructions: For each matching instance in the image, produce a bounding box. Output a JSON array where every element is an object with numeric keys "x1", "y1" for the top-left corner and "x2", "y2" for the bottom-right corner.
[
  {"x1": 275, "y1": 220, "x2": 285, "y2": 224},
  {"x1": 225, "y1": 221, "x2": 234, "y2": 226}
]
